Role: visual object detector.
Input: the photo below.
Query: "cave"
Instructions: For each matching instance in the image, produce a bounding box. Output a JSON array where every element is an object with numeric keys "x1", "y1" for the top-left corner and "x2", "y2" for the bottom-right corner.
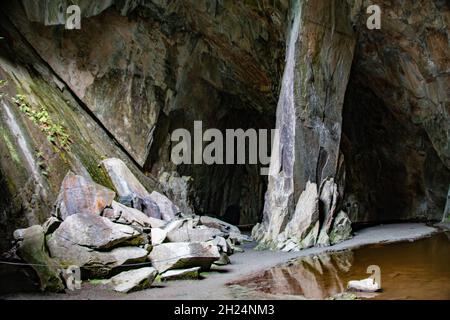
[{"x1": 0, "y1": 0, "x2": 448, "y2": 300}]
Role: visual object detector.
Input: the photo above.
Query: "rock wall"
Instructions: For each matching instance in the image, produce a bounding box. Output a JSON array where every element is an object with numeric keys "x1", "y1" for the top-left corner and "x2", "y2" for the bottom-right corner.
[
  {"x1": 255, "y1": 0, "x2": 449, "y2": 249},
  {"x1": 342, "y1": 0, "x2": 450, "y2": 223},
  {"x1": 2, "y1": 0, "x2": 289, "y2": 225},
  {"x1": 254, "y1": 0, "x2": 356, "y2": 250}
]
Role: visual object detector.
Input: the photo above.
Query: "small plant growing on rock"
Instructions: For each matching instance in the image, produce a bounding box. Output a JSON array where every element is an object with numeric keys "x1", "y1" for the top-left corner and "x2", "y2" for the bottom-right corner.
[{"x1": 12, "y1": 94, "x2": 72, "y2": 150}]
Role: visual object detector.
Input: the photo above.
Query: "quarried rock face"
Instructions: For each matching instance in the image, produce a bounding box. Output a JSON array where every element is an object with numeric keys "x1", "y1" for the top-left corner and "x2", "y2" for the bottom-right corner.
[
  {"x1": 255, "y1": 0, "x2": 356, "y2": 250},
  {"x1": 341, "y1": 0, "x2": 450, "y2": 223}
]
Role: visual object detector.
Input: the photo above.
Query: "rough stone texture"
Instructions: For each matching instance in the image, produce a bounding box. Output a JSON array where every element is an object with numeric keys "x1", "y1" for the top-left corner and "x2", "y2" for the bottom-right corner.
[
  {"x1": 54, "y1": 172, "x2": 116, "y2": 220},
  {"x1": 213, "y1": 252, "x2": 231, "y2": 266},
  {"x1": 101, "y1": 158, "x2": 152, "y2": 204},
  {"x1": 341, "y1": 0, "x2": 450, "y2": 223},
  {"x1": 150, "y1": 228, "x2": 167, "y2": 245},
  {"x1": 199, "y1": 216, "x2": 241, "y2": 235},
  {"x1": 148, "y1": 242, "x2": 220, "y2": 273},
  {"x1": 255, "y1": 0, "x2": 356, "y2": 249},
  {"x1": 103, "y1": 200, "x2": 156, "y2": 228},
  {"x1": 2, "y1": 0, "x2": 288, "y2": 226},
  {"x1": 329, "y1": 211, "x2": 352, "y2": 245},
  {"x1": 49, "y1": 212, "x2": 143, "y2": 250},
  {"x1": 158, "y1": 171, "x2": 194, "y2": 216},
  {"x1": 166, "y1": 224, "x2": 223, "y2": 243},
  {"x1": 279, "y1": 182, "x2": 319, "y2": 249},
  {"x1": 149, "y1": 191, "x2": 180, "y2": 221},
  {"x1": 160, "y1": 267, "x2": 200, "y2": 281},
  {"x1": 0, "y1": 11, "x2": 159, "y2": 251},
  {"x1": 47, "y1": 231, "x2": 148, "y2": 277},
  {"x1": 15, "y1": 225, "x2": 65, "y2": 292},
  {"x1": 109, "y1": 267, "x2": 157, "y2": 293},
  {"x1": 444, "y1": 187, "x2": 450, "y2": 222}
]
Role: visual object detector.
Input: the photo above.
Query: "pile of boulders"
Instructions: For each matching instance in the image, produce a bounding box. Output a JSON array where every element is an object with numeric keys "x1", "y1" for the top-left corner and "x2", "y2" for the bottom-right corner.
[{"x1": 11, "y1": 158, "x2": 250, "y2": 293}]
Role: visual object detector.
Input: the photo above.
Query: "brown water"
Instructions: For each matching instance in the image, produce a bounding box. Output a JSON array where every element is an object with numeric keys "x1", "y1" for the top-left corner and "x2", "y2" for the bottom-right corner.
[{"x1": 232, "y1": 232, "x2": 450, "y2": 300}]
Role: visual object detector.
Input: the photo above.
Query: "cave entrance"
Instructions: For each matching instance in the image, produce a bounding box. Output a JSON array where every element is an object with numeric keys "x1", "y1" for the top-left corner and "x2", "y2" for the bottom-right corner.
[{"x1": 144, "y1": 78, "x2": 278, "y2": 227}]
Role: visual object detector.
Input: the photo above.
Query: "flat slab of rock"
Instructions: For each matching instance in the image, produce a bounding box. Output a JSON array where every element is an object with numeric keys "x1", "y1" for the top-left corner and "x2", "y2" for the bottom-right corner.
[
  {"x1": 47, "y1": 233, "x2": 149, "y2": 278},
  {"x1": 109, "y1": 267, "x2": 157, "y2": 293},
  {"x1": 166, "y1": 225, "x2": 223, "y2": 242},
  {"x1": 160, "y1": 267, "x2": 200, "y2": 281},
  {"x1": 103, "y1": 201, "x2": 163, "y2": 229},
  {"x1": 51, "y1": 212, "x2": 143, "y2": 250},
  {"x1": 149, "y1": 191, "x2": 180, "y2": 221},
  {"x1": 16, "y1": 225, "x2": 65, "y2": 292},
  {"x1": 55, "y1": 172, "x2": 115, "y2": 220},
  {"x1": 101, "y1": 158, "x2": 163, "y2": 220},
  {"x1": 101, "y1": 158, "x2": 151, "y2": 201},
  {"x1": 148, "y1": 242, "x2": 220, "y2": 273},
  {"x1": 151, "y1": 228, "x2": 167, "y2": 245},
  {"x1": 199, "y1": 216, "x2": 241, "y2": 235}
]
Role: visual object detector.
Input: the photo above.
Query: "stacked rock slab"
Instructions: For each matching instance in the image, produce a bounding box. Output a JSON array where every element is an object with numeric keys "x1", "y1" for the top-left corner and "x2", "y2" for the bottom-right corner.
[
  {"x1": 12, "y1": 164, "x2": 244, "y2": 292},
  {"x1": 101, "y1": 158, "x2": 180, "y2": 221}
]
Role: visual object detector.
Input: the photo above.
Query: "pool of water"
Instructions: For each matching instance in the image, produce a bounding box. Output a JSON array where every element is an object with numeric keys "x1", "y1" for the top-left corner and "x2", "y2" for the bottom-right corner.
[{"x1": 231, "y1": 232, "x2": 450, "y2": 300}]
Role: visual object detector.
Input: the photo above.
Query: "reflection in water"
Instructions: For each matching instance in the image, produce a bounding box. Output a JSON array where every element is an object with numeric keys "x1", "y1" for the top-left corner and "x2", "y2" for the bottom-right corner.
[{"x1": 232, "y1": 232, "x2": 450, "y2": 300}]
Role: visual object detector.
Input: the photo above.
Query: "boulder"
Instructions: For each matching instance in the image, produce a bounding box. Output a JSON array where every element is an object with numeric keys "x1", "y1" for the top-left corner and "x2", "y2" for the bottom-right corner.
[
  {"x1": 347, "y1": 278, "x2": 381, "y2": 292},
  {"x1": 109, "y1": 267, "x2": 157, "y2": 293},
  {"x1": 15, "y1": 225, "x2": 65, "y2": 292},
  {"x1": 199, "y1": 216, "x2": 241, "y2": 235},
  {"x1": 151, "y1": 228, "x2": 167, "y2": 245},
  {"x1": 158, "y1": 171, "x2": 194, "y2": 216},
  {"x1": 213, "y1": 252, "x2": 231, "y2": 266},
  {"x1": 329, "y1": 211, "x2": 352, "y2": 245},
  {"x1": 209, "y1": 236, "x2": 233, "y2": 255},
  {"x1": 148, "y1": 242, "x2": 221, "y2": 273},
  {"x1": 101, "y1": 158, "x2": 151, "y2": 204},
  {"x1": 54, "y1": 172, "x2": 115, "y2": 220},
  {"x1": 228, "y1": 232, "x2": 252, "y2": 244},
  {"x1": 50, "y1": 213, "x2": 144, "y2": 250},
  {"x1": 149, "y1": 191, "x2": 180, "y2": 221},
  {"x1": 101, "y1": 158, "x2": 163, "y2": 219},
  {"x1": 103, "y1": 201, "x2": 160, "y2": 229},
  {"x1": 47, "y1": 233, "x2": 149, "y2": 278},
  {"x1": 132, "y1": 196, "x2": 162, "y2": 220},
  {"x1": 166, "y1": 225, "x2": 223, "y2": 243},
  {"x1": 163, "y1": 219, "x2": 186, "y2": 233},
  {"x1": 160, "y1": 267, "x2": 200, "y2": 281}
]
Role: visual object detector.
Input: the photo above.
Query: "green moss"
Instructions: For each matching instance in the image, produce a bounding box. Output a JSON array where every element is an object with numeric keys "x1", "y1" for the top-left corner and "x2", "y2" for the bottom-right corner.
[{"x1": 0, "y1": 126, "x2": 21, "y2": 164}]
